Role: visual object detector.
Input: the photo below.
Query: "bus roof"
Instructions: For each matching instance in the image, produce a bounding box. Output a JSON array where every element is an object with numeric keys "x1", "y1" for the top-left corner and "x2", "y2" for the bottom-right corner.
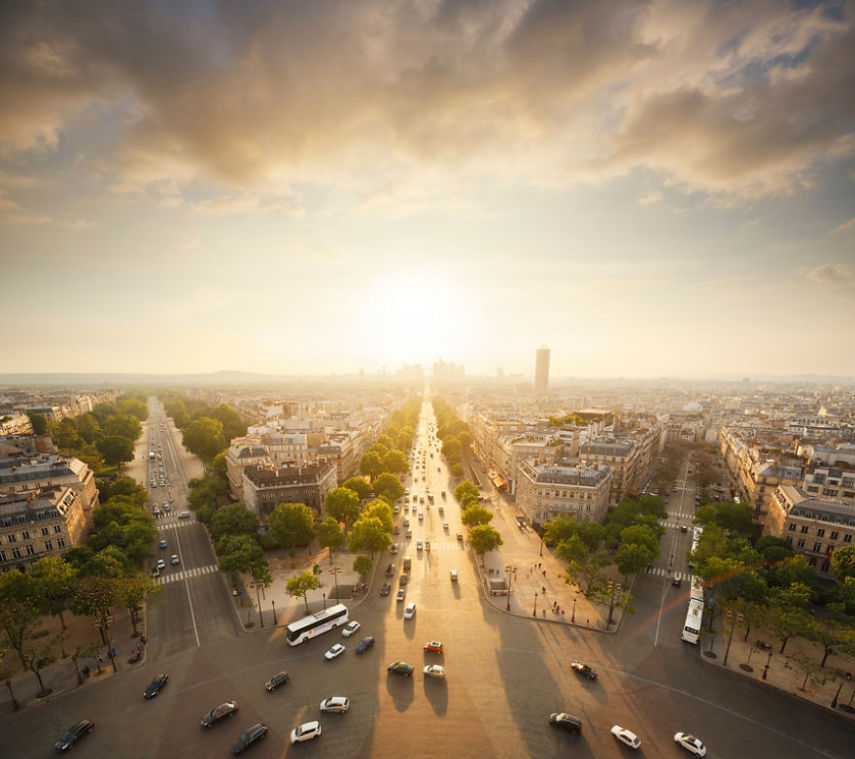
[{"x1": 286, "y1": 603, "x2": 348, "y2": 633}]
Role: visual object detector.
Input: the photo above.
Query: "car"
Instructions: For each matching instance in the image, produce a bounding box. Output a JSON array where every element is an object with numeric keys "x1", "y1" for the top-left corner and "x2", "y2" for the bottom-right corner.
[
  {"x1": 404, "y1": 602, "x2": 416, "y2": 619},
  {"x1": 387, "y1": 661, "x2": 414, "y2": 676},
  {"x1": 423, "y1": 664, "x2": 446, "y2": 678},
  {"x1": 406, "y1": 528, "x2": 412, "y2": 538},
  {"x1": 342, "y1": 620, "x2": 361, "y2": 637},
  {"x1": 265, "y1": 671, "x2": 289, "y2": 691},
  {"x1": 423, "y1": 640, "x2": 443, "y2": 653},
  {"x1": 159, "y1": 539, "x2": 167, "y2": 549},
  {"x1": 443, "y1": 521, "x2": 449, "y2": 530},
  {"x1": 151, "y1": 566, "x2": 160, "y2": 577},
  {"x1": 396, "y1": 588, "x2": 406, "y2": 601},
  {"x1": 201, "y1": 701, "x2": 239, "y2": 727},
  {"x1": 570, "y1": 661, "x2": 597, "y2": 680},
  {"x1": 416, "y1": 539, "x2": 423, "y2": 551},
  {"x1": 404, "y1": 518, "x2": 410, "y2": 528},
  {"x1": 610, "y1": 725, "x2": 641, "y2": 749},
  {"x1": 54, "y1": 719, "x2": 95, "y2": 752},
  {"x1": 672, "y1": 576, "x2": 682, "y2": 587},
  {"x1": 171, "y1": 554, "x2": 179, "y2": 565},
  {"x1": 400, "y1": 574, "x2": 408, "y2": 586},
  {"x1": 380, "y1": 582, "x2": 391, "y2": 597},
  {"x1": 418, "y1": 511, "x2": 424, "y2": 520},
  {"x1": 393, "y1": 525, "x2": 400, "y2": 534},
  {"x1": 549, "y1": 713, "x2": 582, "y2": 733},
  {"x1": 324, "y1": 643, "x2": 346, "y2": 660},
  {"x1": 177, "y1": 510, "x2": 191, "y2": 519},
  {"x1": 356, "y1": 636, "x2": 375, "y2": 653},
  {"x1": 674, "y1": 733, "x2": 707, "y2": 756},
  {"x1": 152, "y1": 506, "x2": 161, "y2": 516},
  {"x1": 320, "y1": 696, "x2": 350, "y2": 713},
  {"x1": 144, "y1": 673, "x2": 168, "y2": 698},
  {"x1": 156, "y1": 559, "x2": 166, "y2": 570},
  {"x1": 390, "y1": 543, "x2": 399, "y2": 554},
  {"x1": 385, "y1": 563, "x2": 395, "y2": 577},
  {"x1": 680, "y1": 525, "x2": 688, "y2": 533},
  {"x1": 450, "y1": 569, "x2": 458, "y2": 582},
  {"x1": 457, "y1": 532, "x2": 463, "y2": 541},
  {"x1": 233, "y1": 723, "x2": 269, "y2": 753}
]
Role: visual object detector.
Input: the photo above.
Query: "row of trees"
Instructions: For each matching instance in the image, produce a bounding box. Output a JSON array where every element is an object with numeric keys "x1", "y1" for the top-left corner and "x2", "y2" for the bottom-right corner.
[
  {"x1": 31, "y1": 394, "x2": 148, "y2": 471},
  {"x1": 690, "y1": 500, "x2": 855, "y2": 688},
  {"x1": 432, "y1": 397, "x2": 471, "y2": 479},
  {"x1": 0, "y1": 476, "x2": 161, "y2": 700},
  {"x1": 159, "y1": 395, "x2": 248, "y2": 463},
  {"x1": 452, "y1": 480, "x2": 503, "y2": 564},
  {"x1": 358, "y1": 398, "x2": 420, "y2": 480}
]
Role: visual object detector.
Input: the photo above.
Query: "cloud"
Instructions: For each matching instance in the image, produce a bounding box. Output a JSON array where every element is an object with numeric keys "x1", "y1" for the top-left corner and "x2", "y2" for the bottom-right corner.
[
  {"x1": 0, "y1": 0, "x2": 852, "y2": 203},
  {"x1": 638, "y1": 190, "x2": 663, "y2": 205},
  {"x1": 802, "y1": 263, "x2": 855, "y2": 292},
  {"x1": 192, "y1": 193, "x2": 304, "y2": 219},
  {"x1": 830, "y1": 217, "x2": 855, "y2": 235}
]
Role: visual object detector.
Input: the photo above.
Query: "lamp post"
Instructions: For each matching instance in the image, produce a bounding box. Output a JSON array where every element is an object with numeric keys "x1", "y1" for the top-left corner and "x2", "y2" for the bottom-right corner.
[
  {"x1": 506, "y1": 565, "x2": 513, "y2": 611},
  {"x1": 723, "y1": 610, "x2": 742, "y2": 666},
  {"x1": 831, "y1": 681, "x2": 844, "y2": 709},
  {"x1": 533, "y1": 592, "x2": 538, "y2": 617},
  {"x1": 271, "y1": 599, "x2": 277, "y2": 625},
  {"x1": 762, "y1": 651, "x2": 772, "y2": 680},
  {"x1": 606, "y1": 581, "x2": 622, "y2": 627},
  {"x1": 539, "y1": 534, "x2": 543, "y2": 557},
  {"x1": 322, "y1": 592, "x2": 327, "y2": 610},
  {"x1": 571, "y1": 595, "x2": 577, "y2": 624}
]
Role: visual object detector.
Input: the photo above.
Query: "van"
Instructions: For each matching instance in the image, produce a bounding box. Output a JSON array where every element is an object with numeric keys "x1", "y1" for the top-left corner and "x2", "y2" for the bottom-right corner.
[
  {"x1": 450, "y1": 569, "x2": 458, "y2": 582},
  {"x1": 403, "y1": 556, "x2": 411, "y2": 571}
]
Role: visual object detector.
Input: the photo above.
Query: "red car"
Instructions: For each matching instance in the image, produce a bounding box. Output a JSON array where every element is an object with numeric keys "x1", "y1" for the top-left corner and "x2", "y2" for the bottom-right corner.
[{"x1": 423, "y1": 641, "x2": 444, "y2": 653}]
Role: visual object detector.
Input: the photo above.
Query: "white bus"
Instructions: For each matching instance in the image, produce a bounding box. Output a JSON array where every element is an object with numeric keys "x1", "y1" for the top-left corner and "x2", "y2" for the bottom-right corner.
[
  {"x1": 682, "y1": 598, "x2": 704, "y2": 644},
  {"x1": 285, "y1": 603, "x2": 349, "y2": 646}
]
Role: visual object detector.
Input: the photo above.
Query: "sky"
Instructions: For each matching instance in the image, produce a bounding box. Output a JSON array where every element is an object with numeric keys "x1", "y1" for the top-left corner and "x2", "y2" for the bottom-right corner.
[{"x1": 1, "y1": 0, "x2": 854, "y2": 379}]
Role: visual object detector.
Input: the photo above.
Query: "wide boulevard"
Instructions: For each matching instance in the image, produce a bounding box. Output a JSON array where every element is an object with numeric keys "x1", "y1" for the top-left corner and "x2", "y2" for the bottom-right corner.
[{"x1": 3, "y1": 399, "x2": 853, "y2": 758}]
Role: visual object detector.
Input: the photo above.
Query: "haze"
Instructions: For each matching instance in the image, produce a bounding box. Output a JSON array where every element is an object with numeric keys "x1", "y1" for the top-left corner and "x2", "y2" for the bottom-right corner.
[{"x1": 1, "y1": 1, "x2": 854, "y2": 378}]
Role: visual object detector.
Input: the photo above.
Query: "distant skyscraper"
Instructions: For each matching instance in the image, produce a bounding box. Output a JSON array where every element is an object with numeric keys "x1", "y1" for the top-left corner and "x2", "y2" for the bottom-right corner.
[{"x1": 535, "y1": 346, "x2": 550, "y2": 394}]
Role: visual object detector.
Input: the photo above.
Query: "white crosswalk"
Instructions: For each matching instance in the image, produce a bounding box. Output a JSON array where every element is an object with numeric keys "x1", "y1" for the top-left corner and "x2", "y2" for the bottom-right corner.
[
  {"x1": 645, "y1": 566, "x2": 690, "y2": 581},
  {"x1": 155, "y1": 564, "x2": 218, "y2": 586},
  {"x1": 156, "y1": 519, "x2": 195, "y2": 531}
]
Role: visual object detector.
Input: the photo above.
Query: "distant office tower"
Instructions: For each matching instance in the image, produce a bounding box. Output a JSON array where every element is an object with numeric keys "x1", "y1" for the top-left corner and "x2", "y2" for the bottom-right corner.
[{"x1": 535, "y1": 346, "x2": 550, "y2": 394}]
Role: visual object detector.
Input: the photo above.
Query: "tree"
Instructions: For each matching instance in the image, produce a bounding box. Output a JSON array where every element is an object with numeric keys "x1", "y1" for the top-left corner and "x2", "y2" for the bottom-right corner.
[
  {"x1": 441, "y1": 438, "x2": 462, "y2": 463},
  {"x1": 269, "y1": 503, "x2": 316, "y2": 549},
  {"x1": 353, "y1": 555, "x2": 373, "y2": 576},
  {"x1": 695, "y1": 501, "x2": 756, "y2": 540},
  {"x1": 98, "y1": 476, "x2": 148, "y2": 508},
  {"x1": 559, "y1": 540, "x2": 611, "y2": 595},
  {"x1": 359, "y1": 451, "x2": 383, "y2": 480},
  {"x1": 118, "y1": 573, "x2": 160, "y2": 637},
  {"x1": 325, "y1": 487, "x2": 362, "y2": 526},
  {"x1": 30, "y1": 557, "x2": 77, "y2": 630},
  {"x1": 182, "y1": 417, "x2": 226, "y2": 461},
  {"x1": 543, "y1": 516, "x2": 578, "y2": 547},
  {"x1": 73, "y1": 413, "x2": 101, "y2": 444},
  {"x1": 218, "y1": 535, "x2": 264, "y2": 572},
  {"x1": 27, "y1": 412, "x2": 48, "y2": 435},
  {"x1": 52, "y1": 419, "x2": 84, "y2": 451},
  {"x1": 461, "y1": 504, "x2": 493, "y2": 528},
  {"x1": 211, "y1": 403, "x2": 247, "y2": 443},
  {"x1": 589, "y1": 582, "x2": 635, "y2": 627},
  {"x1": 451, "y1": 463, "x2": 464, "y2": 479},
  {"x1": 373, "y1": 473, "x2": 404, "y2": 504},
  {"x1": 804, "y1": 614, "x2": 855, "y2": 668},
  {"x1": 455, "y1": 481, "x2": 479, "y2": 503},
  {"x1": 116, "y1": 396, "x2": 148, "y2": 421},
  {"x1": 96, "y1": 435, "x2": 135, "y2": 467},
  {"x1": 831, "y1": 545, "x2": 855, "y2": 583},
  {"x1": 0, "y1": 642, "x2": 20, "y2": 710},
  {"x1": 361, "y1": 498, "x2": 394, "y2": 533},
  {"x1": 763, "y1": 555, "x2": 818, "y2": 593},
  {"x1": 382, "y1": 449, "x2": 408, "y2": 475},
  {"x1": 618, "y1": 524, "x2": 660, "y2": 555},
  {"x1": 784, "y1": 651, "x2": 830, "y2": 693},
  {"x1": 104, "y1": 413, "x2": 142, "y2": 441},
  {"x1": 286, "y1": 571, "x2": 319, "y2": 615},
  {"x1": 72, "y1": 575, "x2": 120, "y2": 671},
  {"x1": 349, "y1": 516, "x2": 392, "y2": 556},
  {"x1": 468, "y1": 525, "x2": 503, "y2": 566},
  {"x1": 341, "y1": 477, "x2": 372, "y2": 501},
  {"x1": 250, "y1": 561, "x2": 272, "y2": 628},
  {"x1": 0, "y1": 572, "x2": 43, "y2": 669},
  {"x1": 316, "y1": 517, "x2": 346, "y2": 564},
  {"x1": 762, "y1": 601, "x2": 813, "y2": 654},
  {"x1": 210, "y1": 503, "x2": 260, "y2": 543},
  {"x1": 616, "y1": 542, "x2": 655, "y2": 579}
]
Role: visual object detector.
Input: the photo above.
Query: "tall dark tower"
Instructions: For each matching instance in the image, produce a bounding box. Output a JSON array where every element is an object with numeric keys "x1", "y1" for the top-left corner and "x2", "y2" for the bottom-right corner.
[{"x1": 535, "y1": 345, "x2": 550, "y2": 394}]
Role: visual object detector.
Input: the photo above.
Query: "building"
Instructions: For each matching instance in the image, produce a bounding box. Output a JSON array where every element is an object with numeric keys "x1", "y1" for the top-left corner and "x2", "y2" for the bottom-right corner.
[
  {"x1": 802, "y1": 465, "x2": 855, "y2": 506},
  {"x1": 767, "y1": 485, "x2": 854, "y2": 576},
  {"x1": 242, "y1": 460, "x2": 338, "y2": 522},
  {"x1": 0, "y1": 486, "x2": 88, "y2": 572},
  {"x1": 534, "y1": 346, "x2": 550, "y2": 395},
  {"x1": 516, "y1": 460, "x2": 612, "y2": 525},
  {"x1": 578, "y1": 427, "x2": 660, "y2": 505}
]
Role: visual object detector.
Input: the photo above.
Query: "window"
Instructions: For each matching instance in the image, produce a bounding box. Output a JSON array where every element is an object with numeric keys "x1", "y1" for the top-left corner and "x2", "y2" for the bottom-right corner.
[
  {"x1": 22, "y1": 531, "x2": 30, "y2": 540},
  {"x1": 806, "y1": 486, "x2": 819, "y2": 493},
  {"x1": 823, "y1": 488, "x2": 836, "y2": 496},
  {"x1": 785, "y1": 536, "x2": 793, "y2": 545},
  {"x1": 812, "y1": 542, "x2": 821, "y2": 552},
  {"x1": 25, "y1": 545, "x2": 35, "y2": 556},
  {"x1": 845, "y1": 534, "x2": 853, "y2": 544},
  {"x1": 41, "y1": 527, "x2": 49, "y2": 536},
  {"x1": 797, "y1": 539, "x2": 805, "y2": 548},
  {"x1": 53, "y1": 525, "x2": 62, "y2": 533},
  {"x1": 12, "y1": 547, "x2": 21, "y2": 559},
  {"x1": 800, "y1": 525, "x2": 809, "y2": 534},
  {"x1": 7, "y1": 534, "x2": 15, "y2": 543},
  {"x1": 44, "y1": 540, "x2": 53, "y2": 551},
  {"x1": 57, "y1": 538, "x2": 65, "y2": 548},
  {"x1": 788, "y1": 523, "x2": 796, "y2": 532},
  {"x1": 821, "y1": 560, "x2": 830, "y2": 573},
  {"x1": 817, "y1": 528, "x2": 825, "y2": 537},
  {"x1": 831, "y1": 531, "x2": 839, "y2": 540}
]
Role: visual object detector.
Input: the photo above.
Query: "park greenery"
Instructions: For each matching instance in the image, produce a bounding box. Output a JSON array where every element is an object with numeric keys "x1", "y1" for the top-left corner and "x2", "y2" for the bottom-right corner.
[
  {"x1": 432, "y1": 397, "x2": 471, "y2": 480},
  {"x1": 159, "y1": 393, "x2": 248, "y2": 463}
]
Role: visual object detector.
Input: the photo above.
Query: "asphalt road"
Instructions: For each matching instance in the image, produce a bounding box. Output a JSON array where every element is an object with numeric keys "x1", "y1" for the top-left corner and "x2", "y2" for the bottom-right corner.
[{"x1": 3, "y1": 398, "x2": 854, "y2": 758}]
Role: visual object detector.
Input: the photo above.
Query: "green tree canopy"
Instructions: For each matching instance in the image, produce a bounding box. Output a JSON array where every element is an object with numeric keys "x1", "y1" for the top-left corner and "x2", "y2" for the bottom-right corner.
[
  {"x1": 341, "y1": 477, "x2": 372, "y2": 501},
  {"x1": 359, "y1": 451, "x2": 384, "y2": 480},
  {"x1": 441, "y1": 437, "x2": 462, "y2": 463},
  {"x1": 455, "y1": 481, "x2": 479, "y2": 503},
  {"x1": 616, "y1": 542, "x2": 655, "y2": 578},
  {"x1": 104, "y1": 413, "x2": 142, "y2": 441},
  {"x1": 316, "y1": 517, "x2": 346, "y2": 563},
  {"x1": 30, "y1": 557, "x2": 77, "y2": 630},
  {"x1": 116, "y1": 397, "x2": 149, "y2": 421},
  {"x1": 96, "y1": 435, "x2": 135, "y2": 467},
  {"x1": 373, "y1": 473, "x2": 404, "y2": 504},
  {"x1": 619, "y1": 524, "x2": 660, "y2": 555},
  {"x1": 382, "y1": 449, "x2": 409, "y2": 475},
  {"x1": 695, "y1": 501, "x2": 756, "y2": 540},
  {"x1": 52, "y1": 419, "x2": 84, "y2": 451},
  {"x1": 831, "y1": 545, "x2": 855, "y2": 583},
  {"x1": 461, "y1": 504, "x2": 493, "y2": 528},
  {"x1": 217, "y1": 535, "x2": 266, "y2": 574},
  {"x1": 353, "y1": 555, "x2": 373, "y2": 575},
  {"x1": 182, "y1": 417, "x2": 226, "y2": 461},
  {"x1": 210, "y1": 503, "x2": 260, "y2": 543},
  {"x1": 348, "y1": 516, "x2": 392, "y2": 556},
  {"x1": 468, "y1": 525, "x2": 503, "y2": 564},
  {"x1": 27, "y1": 412, "x2": 48, "y2": 435},
  {"x1": 98, "y1": 476, "x2": 148, "y2": 508},
  {"x1": 211, "y1": 403, "x2": 247, "y2": 442},
  {"x1": 325, "y1": 487, "x2": 362, "y2": 526},
  {"x1": 268, "y1": 502, "x2": 316, "y2": 549},
  {"x1": 286, "y1": 571, "x2": 319, "y2": 615},
  {"x1": 361, "y1": 498, "x2": 394, "y2": 533}
]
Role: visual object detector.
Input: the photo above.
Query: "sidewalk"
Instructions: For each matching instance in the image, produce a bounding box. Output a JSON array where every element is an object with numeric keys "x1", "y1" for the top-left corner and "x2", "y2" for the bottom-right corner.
[{"x1": 699, "y1": 621, "x2": 855, "y2": 721}]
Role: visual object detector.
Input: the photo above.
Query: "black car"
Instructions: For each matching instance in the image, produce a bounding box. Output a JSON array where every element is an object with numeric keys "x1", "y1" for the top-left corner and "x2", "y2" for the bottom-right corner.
[
  {"x1": 379, "y1": 582, "x2": 391, "y2": 597},
  {"x1": 387, "y1": 661, "x2": 414, "y2": 676},
  {"x1": 399, "y1": 574, "x2": 408, "y2": 586},
  {"x1": 144, "y1": 673, "x2": 168, "y2": 698},
  {"x1": 356, "y1": 636, "x2": 375, "y2": 654},
  {"x1": 232, "y1": 723, "x2": 268, "y2": 754},
  {"x1": 385, "y1": 563, "x2": 395, "y2": 577},
  {"x1": 549, "y1": 712, "x2": 583, "y2": 733},
  {"x1": 265, "y1": 671, "x2": 289, "y2": 692},
  {"x1": 55, "y1": 719, "x2": 94, "y2": 752},
  {"x1": 201, "y1": 701, "x2": 239, "y2": 727},
  {"x1": 570, "y1": 661, "x2": 597, "y2": 680}
]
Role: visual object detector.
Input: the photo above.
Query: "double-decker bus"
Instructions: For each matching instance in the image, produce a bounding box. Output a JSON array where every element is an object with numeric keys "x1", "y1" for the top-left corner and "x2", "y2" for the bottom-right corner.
[{"x1": 285, "y1": 603, "x2": 349, "y2": 646}]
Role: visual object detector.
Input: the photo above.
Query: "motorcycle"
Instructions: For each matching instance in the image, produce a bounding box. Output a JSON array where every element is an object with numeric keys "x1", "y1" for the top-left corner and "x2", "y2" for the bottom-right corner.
[{"x1": 128, "y1": 650, "x2": 142, "y2": 664}]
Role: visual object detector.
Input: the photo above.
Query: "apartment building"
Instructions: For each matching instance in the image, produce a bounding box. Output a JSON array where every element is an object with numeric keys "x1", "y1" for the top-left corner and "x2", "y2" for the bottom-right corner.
[
  {"x1": 516, "y1": 460, "x2": 612, "y2": 525},
  {"x1": 578, "y1": 427, "x2": 660, "y2": 505},
  {"x1": 242, "y1": 460, "x2": 337, "y2": 522},
  {"x1": 768, "y1": 485, "x2": 854, "y2": 576},
  {"x1": 0, "y1": 485, "x2": 88, "y2": 572},
  {"x1": 802, "y1": 465, "x2": 855, "y2": 505}
]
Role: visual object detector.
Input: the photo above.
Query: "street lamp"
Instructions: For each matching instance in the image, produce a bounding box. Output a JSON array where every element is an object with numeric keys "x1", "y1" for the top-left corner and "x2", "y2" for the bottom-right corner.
[
  {"x1": 322, "y1": 592, "x2": 327, "y2": 610},
  {"x1": 762, "y1": 651, "x2": 772, "y2": 680},
  {"x1": 571, "y1": 595, "x2": 577, "y2": 624},
  {"x1": 533, "y1": 592, "x2": 538, "y2": 617},
  {"x1": 506, "y1": 565, "x2": 513, "y2": 611},
  {"x1": 271, "y1": 599, "x2": 277, "y2": 625},
  {"x1": 832, "y1": 681, "x2": 844, "y2": 709}
]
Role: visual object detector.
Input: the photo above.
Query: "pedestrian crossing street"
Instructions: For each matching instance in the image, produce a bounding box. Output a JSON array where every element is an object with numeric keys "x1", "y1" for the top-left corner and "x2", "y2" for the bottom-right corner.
[
  {"x1": 645, "y1": 566, "x2": 690, "y2": 581},
  {"x1": 155, "y1": 564, "x2": 218, "y2": 586}
]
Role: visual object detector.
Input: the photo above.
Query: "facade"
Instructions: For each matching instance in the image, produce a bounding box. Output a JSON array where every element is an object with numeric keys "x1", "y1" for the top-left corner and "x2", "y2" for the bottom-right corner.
[
  {"x1": 534, "y1": 346, "x2": 550, "y2": 394},
  {"x1": 802, "y1": 466, "x2": 855, "y2": 505},
  {"x1": 0, "y1": 453, "x2": 99, "y2": 526},
  {"x1": 225, "y1": 440, "x2": 270, "y2": 501},
  {"x1": 0, "y1": 486, "x2": 88, "y2": 572},
  {"x1": 768, "y1": 485, "x2": 855, "y2": 576},
  {"x1": 516, "y1": 460, "x2": 612, "y2": 525},
  {"x1": 577, "y1": 428, "x2": 660, "y2": 504},
  {"x1": 242, "y1": 460, "x2": 338, "y2": 522}
]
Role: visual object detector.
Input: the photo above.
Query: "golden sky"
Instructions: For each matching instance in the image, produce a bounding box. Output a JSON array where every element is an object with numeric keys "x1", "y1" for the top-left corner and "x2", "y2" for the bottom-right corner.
[{"x1": 2, "y1": 0, "x2": 854, "y2": 377}]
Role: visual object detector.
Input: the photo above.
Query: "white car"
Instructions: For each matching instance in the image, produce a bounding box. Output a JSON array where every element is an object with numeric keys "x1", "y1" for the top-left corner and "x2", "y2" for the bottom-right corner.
[
  {"x1": 324, "y1": 643, "x2": 346, "y2": 660},
  {"x1": 156, "y1": 559, "x2": 165, "y2": 570},
  {"x1": 290, "y1": 721, "x2": 322, "y2": 744},
  {"x1": 423, "y1": 664, "x2": 446, "y2": 679},
  {"x1": 342, "y1": 620, "x2": 360, "y2": 637},
  {"x1": 319, "y1": 696, "x2": 349, "y2": 713},
  {"x1": 170, "y1": 554, "x2": 179, "y2": 565},
  {"x1": 416, "y1": 540, "x2": 423, "y2": 551},
  {"x1": 404, "y1": 602, "x2": 416, "y2": 619},
  {"x1": 611, "y1": 725, "x2": 641, "y2": 750},
  {"x1": 674, "y1": 733, "x2": 707, "y2": 757}
]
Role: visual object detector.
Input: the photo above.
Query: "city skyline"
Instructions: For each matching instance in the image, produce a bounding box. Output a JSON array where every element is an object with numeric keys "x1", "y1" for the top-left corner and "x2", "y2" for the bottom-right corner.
[{"x1": 2, "y1": 1, "x2": 854, "y2": 378}]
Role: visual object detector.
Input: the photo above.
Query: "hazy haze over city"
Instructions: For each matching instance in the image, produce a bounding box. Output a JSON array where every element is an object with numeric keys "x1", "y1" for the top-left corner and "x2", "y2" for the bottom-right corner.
[{"x1": 1, "y1": 1, "x2": 854, "y2": 378}]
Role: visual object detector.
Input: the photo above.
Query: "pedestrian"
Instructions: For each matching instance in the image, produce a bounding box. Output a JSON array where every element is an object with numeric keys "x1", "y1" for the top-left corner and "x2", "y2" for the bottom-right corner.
[
  {"x1": 542, "y1": 586, "x2": 546, "y2": 593},
  {"x1": 542, "y1": 569, "x2": 546, "y2": 577},
  {"x1": 538, "y1": 562, "x2": 541, "y2": 569},
  {"x1": 96, "y1": 654, "x2": 102, "y2": 664}
]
